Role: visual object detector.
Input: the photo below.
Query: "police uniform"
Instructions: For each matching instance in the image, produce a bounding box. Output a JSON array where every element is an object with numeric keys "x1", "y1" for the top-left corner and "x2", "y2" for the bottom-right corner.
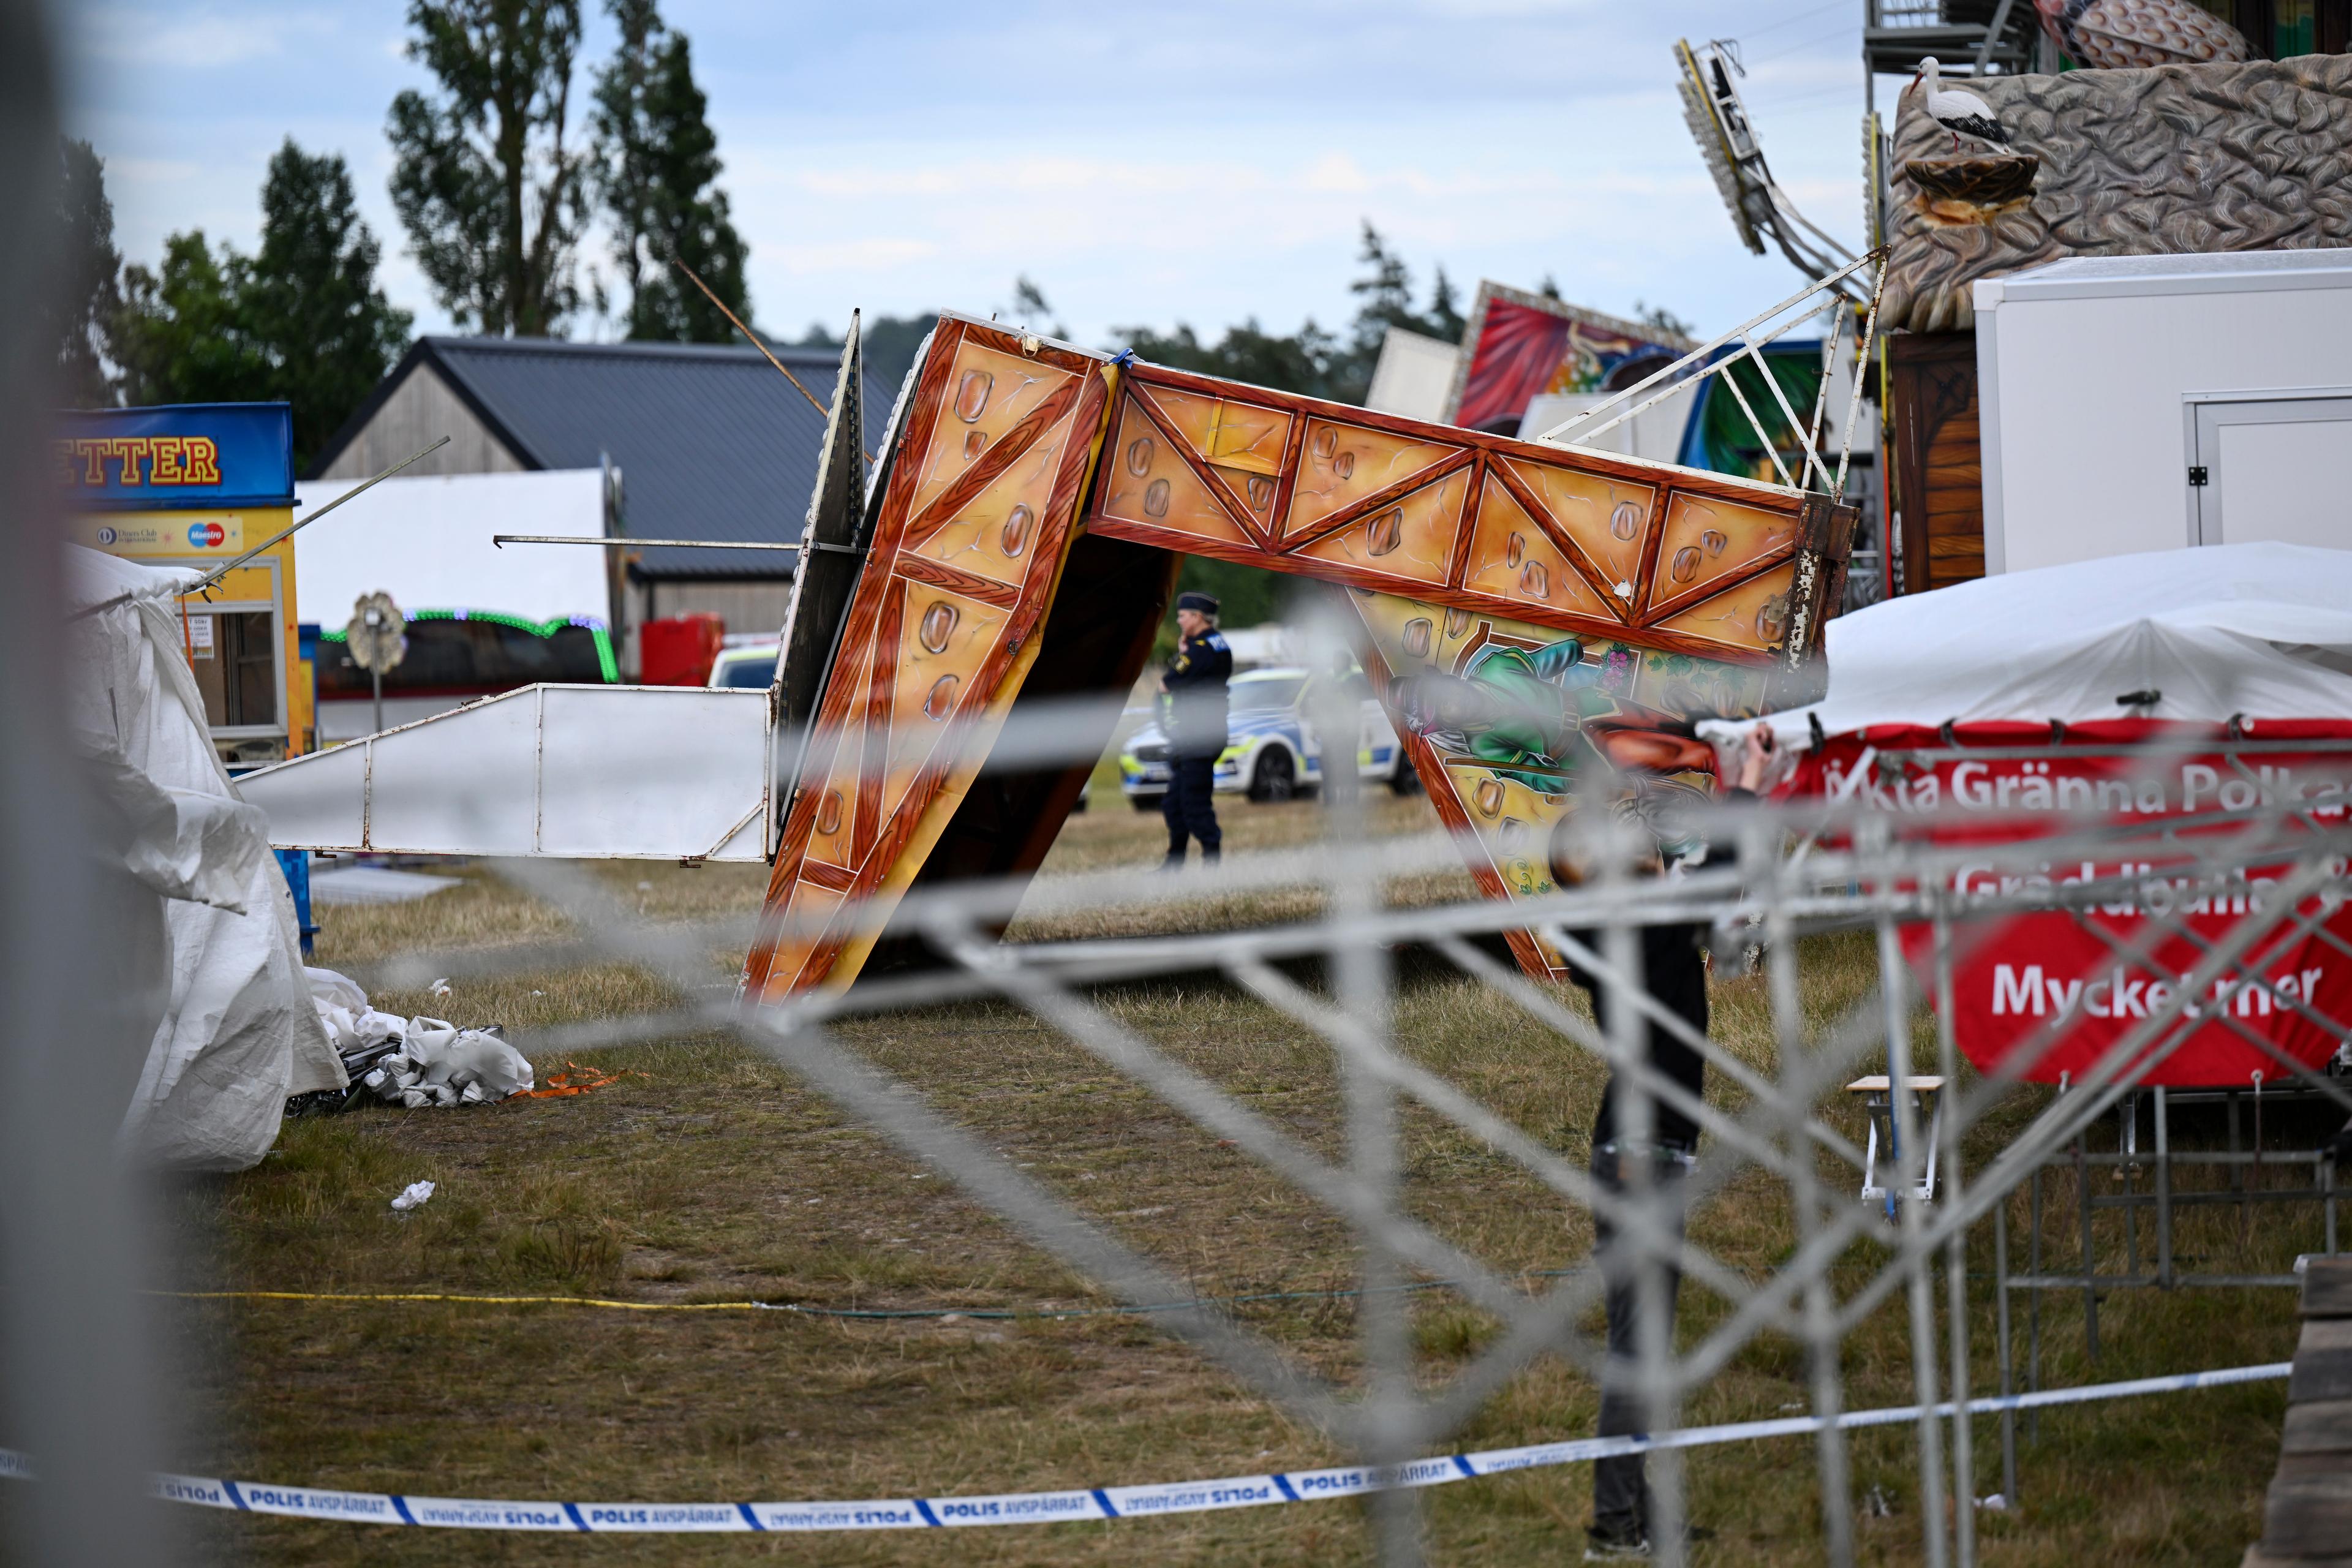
[{"x1": 1160, "y1": 594, "x2": 1231, "y2": 867}]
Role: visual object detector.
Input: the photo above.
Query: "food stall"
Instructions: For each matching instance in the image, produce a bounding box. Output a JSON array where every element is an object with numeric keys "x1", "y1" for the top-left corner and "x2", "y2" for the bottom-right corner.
[{"x1": 60, "y1": 402, "x2": 312, "y2": 766}]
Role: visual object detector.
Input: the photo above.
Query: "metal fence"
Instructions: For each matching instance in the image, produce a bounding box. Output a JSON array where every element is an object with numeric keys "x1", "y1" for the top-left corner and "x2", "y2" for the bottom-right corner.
[{"x1": 320, "y1": 668, "x2": 2352, "y2": 1568}]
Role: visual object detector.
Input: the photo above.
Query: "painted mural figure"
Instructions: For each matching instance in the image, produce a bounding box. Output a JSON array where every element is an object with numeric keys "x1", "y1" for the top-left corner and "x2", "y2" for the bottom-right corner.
[{"x1": 1389, "y1": 632, "x2": 1724, "y2": 868}]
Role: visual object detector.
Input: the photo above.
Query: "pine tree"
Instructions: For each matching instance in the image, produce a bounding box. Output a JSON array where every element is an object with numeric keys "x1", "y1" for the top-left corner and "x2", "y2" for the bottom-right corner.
[
  {"x1": 1425, "y1": 266, "x2": 1465, "y2": 344},
  {"x1": 592, "y1": 0, "x2": 747, "y2": 342},
  {"x1": 1633, "y1": 299, "x2": 1697, "y2": 341},
  {"x1": 112, "y1": 141, "x2": 410, "y2": 469},
  {"x1": 247, "y1": 143, "x2": 413, "y2": 467},
  {"x1": 51, "y1": 138, "x2": 121, "y2": 405},
  {"x1": 389, "y1": 0, "x2": 592, "y2": 336},
  {"x1": 1348, "y1": 221, "x2": 1419, "y2": 354}
]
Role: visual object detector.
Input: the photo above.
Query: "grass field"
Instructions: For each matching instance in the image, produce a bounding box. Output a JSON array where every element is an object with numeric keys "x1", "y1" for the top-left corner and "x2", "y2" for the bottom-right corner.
[{"x1": 151, "y1": 777, "x2": 2314, "y2": 1565}]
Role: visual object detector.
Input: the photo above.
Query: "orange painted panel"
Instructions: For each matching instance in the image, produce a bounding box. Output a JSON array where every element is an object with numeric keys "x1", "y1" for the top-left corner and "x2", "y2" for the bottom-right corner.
[
  {"x1": 1649, "y1": 559, "x2": 1800, "y2": 656},
  {"x1": 880, "y1": 581, "x2": 1011, "y2": 834},
  {"x1": 1084, "y1": 363, "x2": 1839, "y2": 668},
  {"x1": 1645, "y1": 492, "x2": 1798, "y2": 612},
  {"x1": 907, "y1": 341, "x2": 1078, "y2": 524},
  {"x1": 1496, "y1": 455, "x2": 1657, "y2": 604},
  {"x1": 750, "y1": 341, "x2": 1850, "y2": 1001},
  {"x1": 1291, "y1": 465, "x2": 1468, "y2": 592},
  {"x1": 745, "y1": 317, "x2": 1115, "y2": 1001},
  {"x1": 1095, "y1": 396, "x2": 1257, "y2": 548},
  {"x1": 1223, "y1": 464, "x2": 1280, "y2": 529},
  {"x1": 1139, "y1": 384, "x2": 1292, "y2": 476},
  {"x1": 799, "y1": 638, "x2": 873, "y2": 870},
  {"x1": 756, "y1": 881, "x2": 846, "y2": 1004},
  {"x1": 905, "y1": 417, "x2": 1068, "y2": 589},
  {"x1": 1457, "y1": 475, "x2": 1621, "y2": 625},
  {"x1": 1286, "y1": 419, "x2": 1460, "y2": 539}
]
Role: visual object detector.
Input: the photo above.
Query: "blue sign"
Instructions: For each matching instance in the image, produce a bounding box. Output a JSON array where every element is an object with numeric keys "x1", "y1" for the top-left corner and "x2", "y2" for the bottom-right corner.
[{"x1": 54, "y1": 402, "x2": 294, "y2": 511}]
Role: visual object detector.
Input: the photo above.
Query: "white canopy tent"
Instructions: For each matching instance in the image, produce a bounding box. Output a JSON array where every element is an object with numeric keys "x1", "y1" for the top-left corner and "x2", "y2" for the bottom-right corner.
[
  {"x1": 65, "y1": 546, "x2": 344, "y2": 1170},
  {"x1": 1719, "y1": 543, "x2": 2352, "y2": 748},
  {"x1": 293, "y1": 467, "x2": 609, "y2": 627}
]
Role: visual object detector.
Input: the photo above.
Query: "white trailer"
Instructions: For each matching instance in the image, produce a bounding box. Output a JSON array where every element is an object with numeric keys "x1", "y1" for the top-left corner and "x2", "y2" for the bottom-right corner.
[{"x1": 1974, "y1": 248, "x2": 2352, "y2": 575}]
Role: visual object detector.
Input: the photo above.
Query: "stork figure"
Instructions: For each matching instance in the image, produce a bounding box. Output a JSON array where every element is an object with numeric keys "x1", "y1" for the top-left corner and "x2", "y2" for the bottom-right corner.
[{"x1": 1913, "y1": 57, "x2": 2013, "y2": 156}]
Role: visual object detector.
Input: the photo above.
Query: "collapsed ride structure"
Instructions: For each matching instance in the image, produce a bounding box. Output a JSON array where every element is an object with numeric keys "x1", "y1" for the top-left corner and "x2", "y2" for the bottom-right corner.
[{"x1": 244, "y1": 274, "x2": 1874, "y2": 997}]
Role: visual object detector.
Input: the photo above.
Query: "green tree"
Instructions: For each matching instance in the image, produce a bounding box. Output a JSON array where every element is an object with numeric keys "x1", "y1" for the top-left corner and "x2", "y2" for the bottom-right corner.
[
  {"x1": 1109, "y1": 225, "x2": 1468, "y2": 624},
  {"x1": 247, "y1": 143, "x2": 413, "y2": 466},
  {"x1": 1114, "y1": 317, "x2": 1354, "y2": 402},
  {"x1": 592, "y1": 0, "x2": 747, "y2": 341},
  {"x1": 1633, "y1": 299, "x2": 1696, "y2": 341},
  {"x1": 1349, "y1": 222, "x2": 1465, "y2": 354},
  {"x1": 51, "y1": 138, "x2": 121, "y2": 405},
  {"x1": 113, "y1": 142, "x2": 410, "y2": 470},
  {"x1": 112, "y1": 233, "x2": 266, "y2": 408},
  {"x1": 1115, "y1": 223, "x2": 1460, "y2": 407},
  {"x1": 1006, "y1": 276, "x2": 1069, "y2": 341},
  {"x1": 389, "y1": 0, "x2": 592, "y2": 336}
]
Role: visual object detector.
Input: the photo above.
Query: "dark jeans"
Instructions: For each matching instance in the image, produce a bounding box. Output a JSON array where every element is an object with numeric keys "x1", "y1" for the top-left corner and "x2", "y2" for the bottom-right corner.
[
  {"x1": 1162, "y1": 753, "x2": 1220, "y2": 860},
  {"x1": 1574, "y1": 922, "x2": 1709, "y2": 1539},
  {"x1": 1590, "y1": 1147, "x2": 1691, "y2": 1539}
]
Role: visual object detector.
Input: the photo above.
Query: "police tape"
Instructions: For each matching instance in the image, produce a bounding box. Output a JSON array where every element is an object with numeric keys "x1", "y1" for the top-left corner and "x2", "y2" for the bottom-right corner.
[{"x1": 0, "y1": 1361, "x2": 2289, "y2": 1532}]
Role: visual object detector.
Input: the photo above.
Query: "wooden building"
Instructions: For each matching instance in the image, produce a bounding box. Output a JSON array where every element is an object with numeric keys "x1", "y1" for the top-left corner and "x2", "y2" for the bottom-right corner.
[
  {"x1": 311, "y1": 337, "x2": 890, "y2": 671},
  {"x1": 1880, "y1": 51, "x2": 2352, "y2": 594}
]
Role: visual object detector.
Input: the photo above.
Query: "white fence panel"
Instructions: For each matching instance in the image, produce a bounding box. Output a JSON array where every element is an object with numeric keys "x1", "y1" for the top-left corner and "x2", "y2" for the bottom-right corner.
[{"x1": 237, "y1": 685, "x2": 771, "y2": 862}]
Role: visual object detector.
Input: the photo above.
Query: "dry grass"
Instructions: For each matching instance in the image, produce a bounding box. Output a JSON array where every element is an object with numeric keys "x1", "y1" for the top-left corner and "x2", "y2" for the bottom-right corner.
[{"x1": 149, "y1": 786, "x2": 2309, "y2": 1565}]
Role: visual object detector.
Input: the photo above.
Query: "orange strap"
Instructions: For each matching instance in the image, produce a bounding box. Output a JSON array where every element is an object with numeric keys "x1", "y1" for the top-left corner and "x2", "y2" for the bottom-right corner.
[{"x1": 515, "y1": 1063, "x2": 641, "y2": 1099}]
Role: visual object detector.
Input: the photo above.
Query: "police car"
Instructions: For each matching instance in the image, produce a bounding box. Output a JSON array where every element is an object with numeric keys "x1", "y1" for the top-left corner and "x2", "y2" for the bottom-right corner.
[{"x1": 1119, "y1": 665, "x2": 1413, "y2": 809}]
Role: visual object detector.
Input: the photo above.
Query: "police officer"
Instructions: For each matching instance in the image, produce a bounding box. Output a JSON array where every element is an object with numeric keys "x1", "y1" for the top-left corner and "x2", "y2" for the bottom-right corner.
[{"x1": 1158, "y1": 590, "x2": 1231, "y2": 870}]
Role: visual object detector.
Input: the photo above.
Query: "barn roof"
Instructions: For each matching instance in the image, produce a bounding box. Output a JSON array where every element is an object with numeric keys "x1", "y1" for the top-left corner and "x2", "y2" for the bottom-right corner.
[
  {"x1": 313, "y1": 334, "x2": 897, "y2": 580},
  {"x1": 1884, "y1": 53, "x2": 2352, "y2": 335}
]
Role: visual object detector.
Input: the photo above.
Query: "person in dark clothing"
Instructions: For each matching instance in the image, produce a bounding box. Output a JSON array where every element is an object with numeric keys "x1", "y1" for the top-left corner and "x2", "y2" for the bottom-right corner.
[
  {"x1": 1159, "y1": 590, "x2": 1231, "y2": 870},
  {"x1": 1572, "y1": 921, "x2": 1709, "y2": 1562},
  {"x1": 1562, "y1": 727, "x2": 1773, "y2": 1561}
]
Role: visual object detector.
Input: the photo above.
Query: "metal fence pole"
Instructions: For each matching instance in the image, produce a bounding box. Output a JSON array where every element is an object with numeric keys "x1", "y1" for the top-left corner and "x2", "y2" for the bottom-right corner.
[
  {"x1": 1872, "y1": 872, "x2": 1950, "y2": 1568},
  {"x1": 0, "y1": 6, "x2": 184, "y2": 1558},
  {"x1": 1762, "y1": 832, "x2": 1857, "y2": 1566},
  {"x1": 1932, "y1": 905, "x2": 1978, "y2": 1565}
]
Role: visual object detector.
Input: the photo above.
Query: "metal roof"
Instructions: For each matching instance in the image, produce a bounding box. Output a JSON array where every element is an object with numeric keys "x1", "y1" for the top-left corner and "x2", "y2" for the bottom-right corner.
[{"x1": 324, "y1": 335, "x2": 894, "y2": 579}]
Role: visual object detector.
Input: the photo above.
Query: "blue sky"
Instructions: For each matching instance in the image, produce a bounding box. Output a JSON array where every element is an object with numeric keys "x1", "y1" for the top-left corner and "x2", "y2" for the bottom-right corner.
[{"x1": 61, "y1": 1, "x2": 1907, "y2": 345}]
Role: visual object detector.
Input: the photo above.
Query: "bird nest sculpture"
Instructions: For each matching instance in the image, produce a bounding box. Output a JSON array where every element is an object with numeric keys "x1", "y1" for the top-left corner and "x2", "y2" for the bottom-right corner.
[
  {"x1": 1903, "y1": 156, "x2": 2040, "y2": 227},
  {"x1": 1882, "y1": 55, "x2": 2352, "y2": 334}
]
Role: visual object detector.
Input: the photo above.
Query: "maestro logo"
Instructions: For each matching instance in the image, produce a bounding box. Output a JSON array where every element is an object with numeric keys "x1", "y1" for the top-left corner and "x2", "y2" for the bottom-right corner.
[{"x1": 188, "y1": 520, "x2": 227, "y2": 548}]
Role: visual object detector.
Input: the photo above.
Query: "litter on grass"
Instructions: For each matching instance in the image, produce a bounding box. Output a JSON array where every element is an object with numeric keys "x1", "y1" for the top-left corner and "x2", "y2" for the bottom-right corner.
[
  {"x1": 389, "y1": 1181, "x2": 435, "y2": 1212},
  {"x1": 299, "y1": 967, "x2": 533, "y2": 1112},
  {"x1": 517, "y1": 1063, "x2": 637, "y2": 1099}
]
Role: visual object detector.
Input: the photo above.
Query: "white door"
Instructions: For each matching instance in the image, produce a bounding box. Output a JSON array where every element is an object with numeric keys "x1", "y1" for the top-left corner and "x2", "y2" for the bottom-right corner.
[{"x1": 2190, "y1": 393, "x2": 2352, "y2": 547}]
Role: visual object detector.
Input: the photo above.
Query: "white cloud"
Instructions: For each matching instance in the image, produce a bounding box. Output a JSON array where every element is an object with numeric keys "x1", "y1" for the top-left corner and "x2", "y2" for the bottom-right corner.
[
  {"x1": 74, "y1": 0, "x2": 1877, "y2": 346},
  {"x1": 771, "y1": 237, "x2": 940, "y2": 273}
]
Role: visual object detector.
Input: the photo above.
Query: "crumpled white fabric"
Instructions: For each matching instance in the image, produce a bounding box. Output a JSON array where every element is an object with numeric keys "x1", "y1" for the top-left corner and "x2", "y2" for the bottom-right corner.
[
  {"x1": 306, "y1": 970, "x2": 534, "y2": 1106},
  {"x1": 65, "y1": 546, "x2": 344, "y2": 1170}
]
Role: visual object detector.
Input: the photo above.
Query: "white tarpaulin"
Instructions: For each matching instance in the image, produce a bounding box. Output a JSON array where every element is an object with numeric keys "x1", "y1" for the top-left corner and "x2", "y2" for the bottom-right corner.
[
  {"x1": 64, "y1": 546, "x2": 344, "y2": 1170},
  {"x1": 1724, "y1": 543, "x2": 2352, "y2": 747},
  {"x1": 293, "y1": 467, "x2": 609, "y2": 626}
]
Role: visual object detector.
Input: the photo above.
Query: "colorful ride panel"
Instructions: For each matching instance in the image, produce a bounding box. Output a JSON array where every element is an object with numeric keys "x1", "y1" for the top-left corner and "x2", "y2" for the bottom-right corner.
[
  {"x1": 1085, "y1": 363, "x2": 1842, "y2": 666},
  {"x1": 746, "y1": 322, "x2": 1854, "y2": 998},
  {"x1": 744, "y1": 318, "x2": 1115, "y2": 1000}
]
